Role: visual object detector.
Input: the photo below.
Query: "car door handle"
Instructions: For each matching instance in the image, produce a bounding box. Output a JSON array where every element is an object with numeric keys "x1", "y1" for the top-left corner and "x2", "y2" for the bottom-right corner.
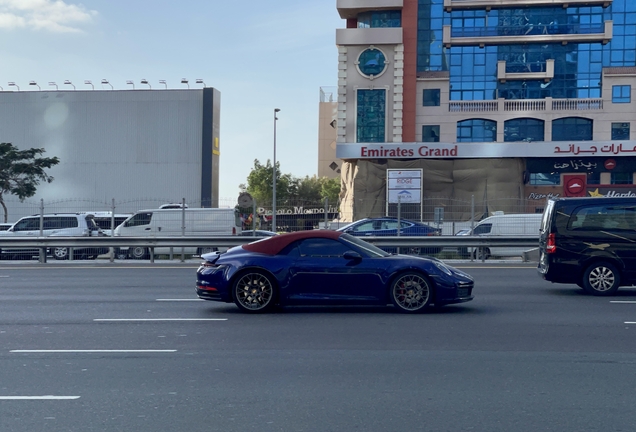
[{"x1": 145, "y1": 227, "x2": 151, "y2": 231}]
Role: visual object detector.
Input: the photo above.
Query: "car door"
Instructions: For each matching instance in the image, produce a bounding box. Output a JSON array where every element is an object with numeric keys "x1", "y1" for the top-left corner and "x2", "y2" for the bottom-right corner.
[{"x1": 285, "y1": 238, "x2": 385, "y2": 304}]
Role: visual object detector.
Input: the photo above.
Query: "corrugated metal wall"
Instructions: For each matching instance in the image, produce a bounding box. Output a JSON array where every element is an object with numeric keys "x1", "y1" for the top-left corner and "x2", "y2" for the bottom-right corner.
[{"x1": 0, "y1": 89, "x2": 216, "y2": 222}]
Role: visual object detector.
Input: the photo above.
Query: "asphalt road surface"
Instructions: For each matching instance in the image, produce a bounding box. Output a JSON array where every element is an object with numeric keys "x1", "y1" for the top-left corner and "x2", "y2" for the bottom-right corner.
[{"x1": 1, "y1": 261, "x2": 636, "y2": 432}]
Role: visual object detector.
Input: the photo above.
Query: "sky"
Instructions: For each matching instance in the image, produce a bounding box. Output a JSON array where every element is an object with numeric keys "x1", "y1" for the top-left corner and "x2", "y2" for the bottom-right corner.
[{"x1": 0, "y1": 0, "x2": 342, "y2": 200}]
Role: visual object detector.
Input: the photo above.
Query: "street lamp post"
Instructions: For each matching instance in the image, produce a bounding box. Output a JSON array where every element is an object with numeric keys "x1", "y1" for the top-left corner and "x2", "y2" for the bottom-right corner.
[{"x1": 272, "y1": 108, "x2": 280, "y2": 232}]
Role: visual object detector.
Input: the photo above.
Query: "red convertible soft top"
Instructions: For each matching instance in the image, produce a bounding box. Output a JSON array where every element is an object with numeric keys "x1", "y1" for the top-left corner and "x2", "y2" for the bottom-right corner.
[{"x1": 242, "y1": 230, "x2": 343, "y2": 255}]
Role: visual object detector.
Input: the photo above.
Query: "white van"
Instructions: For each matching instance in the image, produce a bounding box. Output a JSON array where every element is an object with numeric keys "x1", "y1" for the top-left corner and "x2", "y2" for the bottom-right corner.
[
  {"x1": 113, "y1": 208, "x2": 242, "y2": 259},
  {"x1": 466, "y1": 213, "x2": 542, "y2": 259}
]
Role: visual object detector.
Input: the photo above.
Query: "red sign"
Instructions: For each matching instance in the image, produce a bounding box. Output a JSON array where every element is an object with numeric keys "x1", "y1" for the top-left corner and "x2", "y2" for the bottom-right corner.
[
  {"x1": 604, "y1": 159, "x2": 616, "y2": 170},
  {"x1": 563, "y1": 174, "x2": 587, "y2": 197}
]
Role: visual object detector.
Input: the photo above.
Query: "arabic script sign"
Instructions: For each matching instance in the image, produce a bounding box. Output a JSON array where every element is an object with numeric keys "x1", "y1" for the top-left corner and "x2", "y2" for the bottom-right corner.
[{"x1": 336, "y1": 141, "x2": 636, "y2": 159}]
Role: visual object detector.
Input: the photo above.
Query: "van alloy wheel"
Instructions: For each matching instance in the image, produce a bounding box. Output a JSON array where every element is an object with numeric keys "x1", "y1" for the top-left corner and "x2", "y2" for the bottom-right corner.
[
  {"x1": 582, "y1": 262, "x2": 620, "y2": 296},
  {"x1": 131, "y1": 247, "x2": 148, "y2": 260}
]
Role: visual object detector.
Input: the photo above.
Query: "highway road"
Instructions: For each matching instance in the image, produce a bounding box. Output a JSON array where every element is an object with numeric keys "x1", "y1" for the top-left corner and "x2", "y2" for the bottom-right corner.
[{"x1": 1, "y1": 262, "x2": 636, "y2": 432}]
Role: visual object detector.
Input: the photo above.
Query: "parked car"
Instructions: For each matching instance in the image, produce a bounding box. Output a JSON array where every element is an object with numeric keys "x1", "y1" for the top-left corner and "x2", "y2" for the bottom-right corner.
[
  {"x1": 538, "y1": 197, "x2": 636, "y2": 296},
  {"x1": 336, "y1": 217, "x2": 442, "y2": 254},
  {"x1": 241, "y1": 230, "x2": 278, "y2": 237},
  {"x1": 0, "y1": 223, "x2": 12, "y2": 231},
  {"x1": 196, "y1": 230, "x2": 474, "y2": 313},
  {"x1": 89, "y1": 212, "x2": 131, "y2": 236},
  {"x1": 0, "y1": 213, "x2": 108, "y2": 260}
]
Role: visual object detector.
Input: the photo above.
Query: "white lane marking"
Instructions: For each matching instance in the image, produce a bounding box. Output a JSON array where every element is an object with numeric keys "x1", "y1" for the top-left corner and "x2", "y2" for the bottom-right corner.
[
  {"x1": 0, "y1": 275, "x2": 8, "y2": 277},
  {"x1": 10, "y1": 350, "x2": 177, "y2": 353},
  {"x1": 94, "y1": 318, "x2": 227, "y2": 322},
  {"x1": 611, "y1": 301, "x2": 636, "y2": 304},
  {"x1": 625, "y1": 322, "x2": 636, "y2": 324},
  {"x1": 156, "y1": 299, "x2": 204, "y2": 302},
  {"x1": 0, "y1": 396, "x2": 80, "y2": 400}
]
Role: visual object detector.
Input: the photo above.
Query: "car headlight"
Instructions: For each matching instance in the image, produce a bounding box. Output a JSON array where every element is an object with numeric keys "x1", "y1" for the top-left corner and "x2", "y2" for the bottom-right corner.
[{"x1": 433, "y1": 261, "x2": 453, "y2": 276}]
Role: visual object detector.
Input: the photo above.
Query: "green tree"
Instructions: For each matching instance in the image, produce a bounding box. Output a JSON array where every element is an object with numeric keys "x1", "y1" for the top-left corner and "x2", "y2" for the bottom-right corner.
[
  {"x1": 0, "y1": 143, "x2": 60, "y2": 222},
  {"x1": 242, "y1": 159, "x2": 341, "y2": 207}
]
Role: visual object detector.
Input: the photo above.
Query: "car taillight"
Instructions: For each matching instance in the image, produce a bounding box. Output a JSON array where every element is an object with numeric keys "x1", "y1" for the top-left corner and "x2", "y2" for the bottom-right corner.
[
  {"x1": 200, "y1": 261, "x2": 217, "y2": 268},
  {"x1": 546, "y1": 233, "x2": 556, "y2": 254},
  {"x1": 428, "y1": 231, "x2": 441, "y2": 236}
]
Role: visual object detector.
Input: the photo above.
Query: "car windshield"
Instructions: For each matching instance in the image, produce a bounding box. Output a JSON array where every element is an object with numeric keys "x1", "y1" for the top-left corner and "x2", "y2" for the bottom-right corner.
[{"x1": 340, "y1": 233, "x2": 390, "y2": 257}]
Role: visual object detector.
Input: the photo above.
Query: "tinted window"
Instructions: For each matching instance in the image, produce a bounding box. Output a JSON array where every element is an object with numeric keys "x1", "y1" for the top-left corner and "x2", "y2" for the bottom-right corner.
[
  {"x1": 422, "y1": 125, "x2": 440, "y2": 142},
  {"x1": 473, "y1": 223, "x2": 492, "y2": 235},
  {"x1": 12, "y1": 218, "x2": 40, "y2": 232},
  {"x1": 341, "y1": 233, "x2": 390, "y2": 257},
  {"x1": 423, "y1": 89, "x2": 441, "y2": 106},
  {"x1": 125, "y1": 212, "x2": 152, "y2": 227},
  {"x1": 570, "y1": 205, "x2": 636, "y2": 231},
  {"x1": 297, "y1": 238, "x2": 352, "y2": 257}
]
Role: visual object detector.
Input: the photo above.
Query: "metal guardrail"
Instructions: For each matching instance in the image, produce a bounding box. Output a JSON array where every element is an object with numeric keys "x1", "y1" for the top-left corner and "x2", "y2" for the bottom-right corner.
[
  {"x1": 0, "y1": 235, "x2": 539, "y2": 249},
  {"x1": 0, "y1": 235, "x2": 539, "y2": 262}
]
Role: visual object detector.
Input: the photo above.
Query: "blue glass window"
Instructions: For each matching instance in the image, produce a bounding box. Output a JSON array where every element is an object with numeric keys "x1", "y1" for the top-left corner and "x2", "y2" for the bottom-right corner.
[
  {"x1": 529, "y1": 173, "x2": 561, "y2": 185},
  {"x1": 611, "y1": 172, "x2": 632, "y2": 185},
  {"x1": 358, "y1": 48, "x2": 387, "y2": 77},
  {"x1": 587, "y1": 172, "x2": 601, "y2": 185},
  {"x1": 422, "y1": 125, "x2": 440, "y2": 142},
  {"x1": 457, "y1": 119, "x2": 497, "y2": 142},
  {"x1": 612, "y1": 85, "x2": 631, "y2": 103},
  {"x1": 357, "y1": 89, "x2": 386, "y2": 143},
  {"x1": 504, "y1": 118, "x2": 544, "y2": 142},
  {"x1": 612, "y1": 122, "x2": 630, "y2": 140},
  {"x1": 552, "y1": 117, "x2": 593, "y2": 141},
  {"x1": 358, "y1": 10, "x2": 401, "y2": 28}
]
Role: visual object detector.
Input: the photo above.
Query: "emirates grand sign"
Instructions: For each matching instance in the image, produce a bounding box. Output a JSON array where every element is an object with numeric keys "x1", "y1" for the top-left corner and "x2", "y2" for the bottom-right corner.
[{"x1": 336, "y1": 141, "x2": 636, "y2": 160}]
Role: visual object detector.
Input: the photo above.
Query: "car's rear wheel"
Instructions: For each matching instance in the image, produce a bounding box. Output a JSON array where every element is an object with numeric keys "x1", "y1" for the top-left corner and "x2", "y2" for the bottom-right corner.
[
  {"x1": 582, "y1": 262, "x2": 620, "y2": 296},
  {"x1": 473, "y1": 248, "x2": 491, "y2": 260},
  {"x1": 390, "y1": 272, "x2": 433, "y2": 313},
  {"x1": 130, "y1": 247, "x2": 148, "y2": 260},
  {"x1": 232, "y1": 270, "x2": 277, "y2": 313}
]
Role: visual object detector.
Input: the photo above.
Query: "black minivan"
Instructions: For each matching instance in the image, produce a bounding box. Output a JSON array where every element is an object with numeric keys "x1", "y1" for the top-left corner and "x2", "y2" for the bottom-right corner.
[{"x1": 538, "y1": 197, "x2": 636, "y2": 296}]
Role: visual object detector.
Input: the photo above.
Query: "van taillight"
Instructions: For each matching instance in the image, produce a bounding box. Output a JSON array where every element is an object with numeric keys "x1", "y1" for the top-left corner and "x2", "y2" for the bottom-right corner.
[
  {"x1": 232, "y1": 227, "x2": 236, "y2": 235},
  {"x1": 546, "y1": 233, "x2": 556, "y2": 254}
]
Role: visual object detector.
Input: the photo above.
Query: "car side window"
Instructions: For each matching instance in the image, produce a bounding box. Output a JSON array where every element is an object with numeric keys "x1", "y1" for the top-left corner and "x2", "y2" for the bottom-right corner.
[
  {"x1": 297, "y1": 238, "x2": 352, "y2": 257},
  {"x1": 571, "y1": 205, "x2": 636, "y2": 231},
  {"x1": 384, "y1": 221, "x2": 399, "y2": 230},
  {"x1": 125, "y1": 212, "x2": 152, "y2": 227},
  {"x1": 352, "y1": 221, "x2": 374, "y2": 232},
  {"x1": 13, "y1": 218, "x2": 39, "y2": 232},
  {"x1": 473, "y1": 223, "x2": 492, "y2": 235}
]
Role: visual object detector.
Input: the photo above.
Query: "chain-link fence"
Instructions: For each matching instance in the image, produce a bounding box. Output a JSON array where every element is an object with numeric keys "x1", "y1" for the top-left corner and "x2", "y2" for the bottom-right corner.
[{"x1": 1, "y1": 195, "x2": 549, "y2": 235}]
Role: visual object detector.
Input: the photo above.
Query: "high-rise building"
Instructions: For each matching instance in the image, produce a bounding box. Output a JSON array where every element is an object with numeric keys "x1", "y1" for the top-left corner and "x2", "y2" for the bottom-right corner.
[{"x1": 335, "y1": 0, "x2": 635, "y2": 221}]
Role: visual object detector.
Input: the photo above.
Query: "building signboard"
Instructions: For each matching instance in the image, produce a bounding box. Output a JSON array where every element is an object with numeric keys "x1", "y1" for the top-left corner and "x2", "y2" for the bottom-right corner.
[
  {"x1": 386, "y1": 169, "x2": 422, "y2": 204},
  {"x1": 337, "y1": 141, "x2": 636, "y2": 160}
]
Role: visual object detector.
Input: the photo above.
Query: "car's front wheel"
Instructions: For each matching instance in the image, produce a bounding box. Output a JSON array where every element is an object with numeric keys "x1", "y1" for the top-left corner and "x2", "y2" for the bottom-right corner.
[
  {"x1": 53, "y1": 247, "x2": 70, "y2": 260},
  {"x1": 582, "y1": 262, "x2": 620, "y2": 296},
  {"x1": 390, "y1": 272, "x2": 433, "y2": 313},
  {"x1": 473, "y1": 248, "x2": 491, "y2": 260},
  {"x1": 232, "y1": 270, "x2": 277, "y2": 313}
]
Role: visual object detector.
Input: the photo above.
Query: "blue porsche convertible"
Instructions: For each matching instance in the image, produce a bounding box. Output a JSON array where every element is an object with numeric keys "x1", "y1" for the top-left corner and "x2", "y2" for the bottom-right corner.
[{"x1": 196, "y1": 230, "x2": 474, "y2": 313}]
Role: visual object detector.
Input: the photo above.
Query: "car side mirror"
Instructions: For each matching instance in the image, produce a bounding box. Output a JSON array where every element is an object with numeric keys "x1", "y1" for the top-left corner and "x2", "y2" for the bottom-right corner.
[{"x1": 343, "y1": 251, "x2": 362, "y2": 260}]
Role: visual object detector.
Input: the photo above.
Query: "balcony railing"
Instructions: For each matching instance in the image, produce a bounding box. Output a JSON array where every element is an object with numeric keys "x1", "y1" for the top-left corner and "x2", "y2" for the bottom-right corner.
[
  {"x1": 443, "y1": 21, "x2": 612, "y2": 47},
  {"x1": 449, "y1": 98, "x2": 604, "y2": 113},
  {"x1": 444, "y1": 0, "x2": 612, "y2": 12}
]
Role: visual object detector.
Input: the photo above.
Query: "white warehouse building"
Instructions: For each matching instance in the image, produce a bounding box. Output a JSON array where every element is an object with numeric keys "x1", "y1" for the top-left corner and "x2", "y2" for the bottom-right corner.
[{"x1": 0, "y1": 88, "x2": 221, "y2": 222}]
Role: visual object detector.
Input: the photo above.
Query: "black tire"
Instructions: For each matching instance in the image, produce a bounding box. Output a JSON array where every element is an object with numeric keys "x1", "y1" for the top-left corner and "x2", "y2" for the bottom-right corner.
[
  {"x1": 53, "y1": 247, "x2": 69, "y2": 260},
  {"x1": 473, "y1": 248, "x2": 491, "y2": 260},
  {"x1": 582, "y1": 262, "x2": 620, "y2": 296},
  {"x1": 232, "y1": 270, "x2": 277, "y2": 313},
  {"x1": 130, "y1": 247, "x2": 148, "y2": 260},
  {"x1": 115, "y1": 249, "x2": 129, "y2": 260},
  {"x1": 390, "y1": 272, "x2": 433, "y2": 313}
]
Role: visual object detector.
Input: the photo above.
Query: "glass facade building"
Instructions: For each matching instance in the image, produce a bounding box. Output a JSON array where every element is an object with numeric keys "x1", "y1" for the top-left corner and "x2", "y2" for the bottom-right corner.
[{"x1": 335, "y1": 0, "x2": 636, "y2": 220}]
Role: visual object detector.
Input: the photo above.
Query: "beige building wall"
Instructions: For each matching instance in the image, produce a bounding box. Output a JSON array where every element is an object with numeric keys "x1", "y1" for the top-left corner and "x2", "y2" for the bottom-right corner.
[{"x1": 318, "y1": 99, "x2": 340, "y2": 179}]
